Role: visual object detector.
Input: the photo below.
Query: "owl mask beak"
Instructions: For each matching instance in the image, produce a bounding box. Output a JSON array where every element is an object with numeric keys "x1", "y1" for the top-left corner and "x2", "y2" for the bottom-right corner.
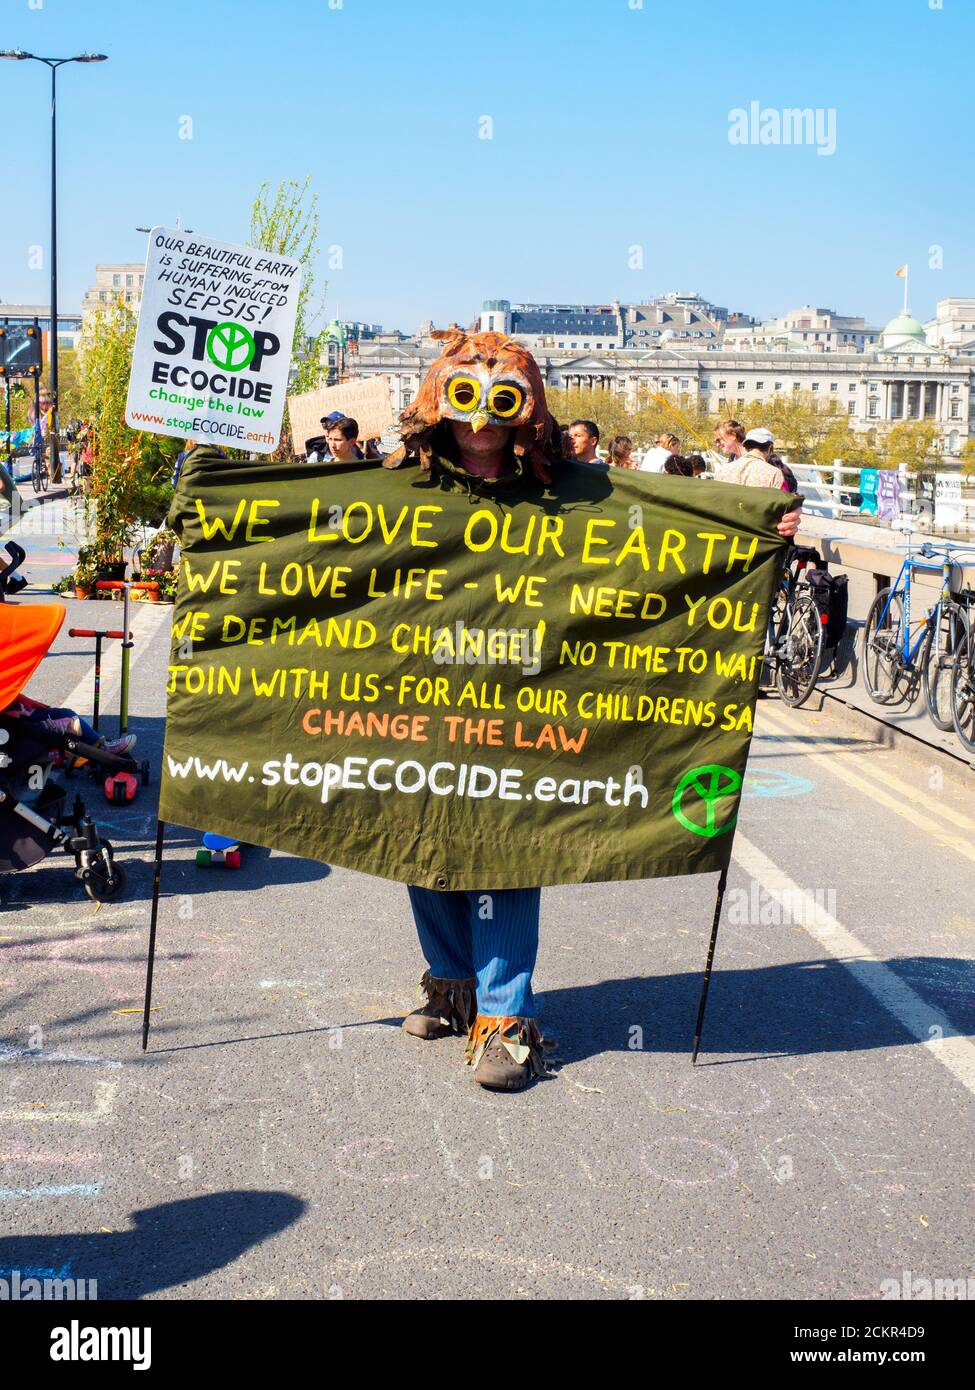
[{"x1": 469, "y1": 410, "x2": 490, "y2": 433}]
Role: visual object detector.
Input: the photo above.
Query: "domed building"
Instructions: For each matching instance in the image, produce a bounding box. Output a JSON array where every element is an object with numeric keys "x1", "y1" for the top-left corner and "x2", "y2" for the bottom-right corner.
[{"x1": 880, "y1": 313, "x2": 928, "y2": 351}]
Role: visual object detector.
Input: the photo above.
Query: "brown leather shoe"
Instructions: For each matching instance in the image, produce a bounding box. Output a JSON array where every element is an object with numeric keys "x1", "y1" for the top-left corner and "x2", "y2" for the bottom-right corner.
[
  {"x1": 466, "y1": 1014, "x2": 545, "y2": 1090},
  {"x1": 402, "y1": 971, "x2": 476, "y2": 1041}
]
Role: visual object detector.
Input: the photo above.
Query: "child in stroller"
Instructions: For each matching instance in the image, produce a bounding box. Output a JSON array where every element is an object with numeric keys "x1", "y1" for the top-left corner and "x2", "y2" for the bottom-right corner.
[{"x1": 0, "y1": 601, "x2": 132, "y2": 901}]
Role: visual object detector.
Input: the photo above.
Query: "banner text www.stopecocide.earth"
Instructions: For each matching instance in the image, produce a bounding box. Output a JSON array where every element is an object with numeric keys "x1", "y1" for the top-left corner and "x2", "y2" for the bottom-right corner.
[{"x1": 159, "y1": 454, "x2": 794, "y2": 889}]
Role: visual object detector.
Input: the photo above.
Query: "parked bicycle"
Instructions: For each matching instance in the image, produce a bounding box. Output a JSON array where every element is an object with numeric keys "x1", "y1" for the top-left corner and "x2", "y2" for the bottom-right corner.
[
  {"x1": 862, "y1": 541, "x2": 975, "y2": 729},
  {"x1": 761, "y1": 544, "x2": 828, "y2": 707},
  {"x1": 30, "y1": 438, "x2": 48, "y2": 495},
  {"x1": 950, "y1": 589, "x2": 975, "y2": 754}
]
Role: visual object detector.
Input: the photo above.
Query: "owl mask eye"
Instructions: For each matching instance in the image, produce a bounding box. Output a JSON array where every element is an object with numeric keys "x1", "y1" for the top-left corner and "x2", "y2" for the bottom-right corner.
[
  {"x1": 487, "y1": 382, "x2": 524, "y2": 419},
  {"x1": 446, "y1": 376, "x2": 481, "y2": 412}
]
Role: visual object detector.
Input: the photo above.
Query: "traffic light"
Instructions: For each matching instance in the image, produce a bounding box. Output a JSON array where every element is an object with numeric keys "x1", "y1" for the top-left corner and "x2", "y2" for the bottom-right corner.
[{"x1": 0, "y1": 321, "x2": 43, "y2": 377}]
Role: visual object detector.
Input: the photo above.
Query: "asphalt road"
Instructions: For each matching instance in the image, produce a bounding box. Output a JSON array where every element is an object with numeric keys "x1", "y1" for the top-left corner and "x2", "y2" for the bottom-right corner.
[{"x1": 2, "y1": 536, "x2": 974, "y2": 1301}]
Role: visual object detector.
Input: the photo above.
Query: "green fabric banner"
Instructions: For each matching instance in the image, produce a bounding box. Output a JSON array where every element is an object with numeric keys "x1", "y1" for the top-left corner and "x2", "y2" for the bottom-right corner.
[{"x1": 160, "y1": 452, "x2": 793, "y2": 889}]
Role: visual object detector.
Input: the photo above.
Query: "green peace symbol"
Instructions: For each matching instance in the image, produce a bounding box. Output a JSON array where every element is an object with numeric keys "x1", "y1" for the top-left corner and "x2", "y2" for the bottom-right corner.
[
  {"x1": 671, "y1": 764, "x2": 742, "y2": 839},
  {"x1": 206, "y1": 320, "x2": 256, "y2": 372}
]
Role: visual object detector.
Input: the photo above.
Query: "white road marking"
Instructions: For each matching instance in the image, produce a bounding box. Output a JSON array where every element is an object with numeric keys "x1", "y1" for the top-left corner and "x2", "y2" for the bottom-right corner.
[
  {"x1": 57, "y1": 600, "x2": 171, "y2": 721},
  {"x1": 732, "y1": 832, "x2": 975, "y2": 1097}
]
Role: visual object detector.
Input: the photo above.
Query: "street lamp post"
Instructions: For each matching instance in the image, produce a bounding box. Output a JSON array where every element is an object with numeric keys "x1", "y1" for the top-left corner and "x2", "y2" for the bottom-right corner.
[{"x1": 0, "y1": 49, "x2": 107, "y2": 483}]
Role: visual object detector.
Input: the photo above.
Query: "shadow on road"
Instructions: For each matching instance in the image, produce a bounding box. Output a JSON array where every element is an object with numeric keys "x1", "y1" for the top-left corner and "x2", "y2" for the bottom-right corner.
[
  {"x1": 540, "y1": 955, "x2": 975, "y2": 1065},
  {"x1": 0, "y1": 1190, "x2": 305, "y2": 1299}
]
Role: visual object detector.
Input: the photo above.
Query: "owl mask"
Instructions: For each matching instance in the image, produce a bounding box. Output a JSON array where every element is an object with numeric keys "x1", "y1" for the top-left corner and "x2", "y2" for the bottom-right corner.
[{"x1": 398, "y1": 327, "x2": 559, "y2": 483}]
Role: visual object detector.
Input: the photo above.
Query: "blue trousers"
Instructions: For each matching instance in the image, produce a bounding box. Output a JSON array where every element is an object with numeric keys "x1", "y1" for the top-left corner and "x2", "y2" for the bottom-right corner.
[{"x1": 407, "y1": 886, "x2": 540, "y2": 1018}]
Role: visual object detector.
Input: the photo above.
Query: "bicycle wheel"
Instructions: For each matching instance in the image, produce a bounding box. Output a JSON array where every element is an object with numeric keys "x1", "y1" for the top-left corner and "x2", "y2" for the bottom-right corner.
[
  {"x1": 775, "y1": 593, "x2": 825, "y2": 707},
  {"x1": 862, "y1": 587, "x2": 905, "y2": 705},
  {"x1": 31, "y1": 454, "x2": 42, "y2": 494},
  {"x1": 951, "y1": 621, "x2": 975, "y2": 754},
  {"x1": 760, "y1": 584, "x2": 788, "y2": 692},
  {"x1": 923, "y1": 605, "x2": 968, "y2": 731}
]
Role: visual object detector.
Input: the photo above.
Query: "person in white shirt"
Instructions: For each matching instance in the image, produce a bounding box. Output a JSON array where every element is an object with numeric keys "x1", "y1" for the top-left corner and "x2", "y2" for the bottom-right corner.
[{"x1": 639, "y1": 433, "x2": 679, "y2": 472}]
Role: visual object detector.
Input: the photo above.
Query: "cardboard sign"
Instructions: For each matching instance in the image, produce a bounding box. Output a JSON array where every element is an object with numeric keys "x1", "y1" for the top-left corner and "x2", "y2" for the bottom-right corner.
[
  {"x1": 160, "y1": 455, "x2": 791, "y2": 890},
  {"x1": 935, "y1": 474, "x2": 964, "y2": 527},
  {"x1": 125, "y1": 228, "x2": 302, "y2": 455},
  {"x1": 288, "y1": 376, "x2": 394, "y2": 455}
]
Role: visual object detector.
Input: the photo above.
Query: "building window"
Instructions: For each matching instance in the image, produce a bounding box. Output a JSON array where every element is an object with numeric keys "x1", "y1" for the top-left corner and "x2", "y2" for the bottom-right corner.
[
  {"x1": 756, "y1": 381, "x2": 764, "y2": 390},
  {"x1": 679, "y1": 378, "x2": 689, "y2": 388},
  {"x1": 99, "y1": 291, "x2": 106, "y2": 301},
  {"x1": 112, "y1": 274, "x2": 120, "y2": 287},
  {"x1": 793, "y1": 383, "x2": 801, "y2": 391},
  {"x1": 737, "y1": 380, "x2": 745, "y2": 390},
  {"x1": 812, "y1": 383, "x2": 820, "y2": 392},
  {"x1": 557, "y1": 342, "x2": 564, "y2": 348},
  {"x1": 951, "y1": 402, "x2": 960, "y2": 418},
  {"x1": 402, "y1": 390, "x2": 412, "y2": 406},
  {"x1": 774, "y1": 381, "x2": 782, "y2": 390},
  {"x1": 126, "y1": 275, "x2": 133, "y2": 287},
  {"x1": 849, "y1": 383, "x2": 857, "y2": 391},
  {"x1": 718, "y1": 379, "x2": 727, "y2": 389},
  {"x1": 952, "y1": 383, "x2": 961, "y2": 393},
  {"x1": 848, "y1": 402, "x2": 856, "y2": 415},
  {"x1": 868, "y1": 400, "x2": 878, "y2": 417}
]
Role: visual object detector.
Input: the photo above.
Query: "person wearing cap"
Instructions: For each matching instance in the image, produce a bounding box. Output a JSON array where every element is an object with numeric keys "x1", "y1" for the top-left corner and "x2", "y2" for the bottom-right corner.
[
  {"x1": 305, "y1": 411, "x2": 346, "y2": 463},
  {"x1": 713, "y1": 425, "x2": 803, "y2": 536},
  {"x1": 324, "y1": 415, "x2": 364, "y2": 462}
]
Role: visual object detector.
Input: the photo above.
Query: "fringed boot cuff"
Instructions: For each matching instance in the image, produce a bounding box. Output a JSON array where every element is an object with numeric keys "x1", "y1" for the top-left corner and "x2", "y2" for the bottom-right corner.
[
  {"x1": 465, "y1": 1013, "x2": 547, "y2": 1076},
  {"x1": 419, "y1": 970, "x2": 477, "y2": 1034}
]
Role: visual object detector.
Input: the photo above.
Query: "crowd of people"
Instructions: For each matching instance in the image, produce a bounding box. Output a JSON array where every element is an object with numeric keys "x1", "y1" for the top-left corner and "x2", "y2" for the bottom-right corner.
[{"x1": 560, "y1": 417, "x2": 798, "y2": 494}]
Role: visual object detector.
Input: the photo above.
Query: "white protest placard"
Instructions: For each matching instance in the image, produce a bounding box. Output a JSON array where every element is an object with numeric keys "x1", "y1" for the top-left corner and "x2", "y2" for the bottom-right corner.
[
  {"x1": 935, "y1": 474, "x2": 964, "y2": 527},
  {"x1": 288, "y1": 376, "x2": 394, "y2": 456},
  {"x1": 125, "y1": 227, "x2": 302, "y2": 455}
]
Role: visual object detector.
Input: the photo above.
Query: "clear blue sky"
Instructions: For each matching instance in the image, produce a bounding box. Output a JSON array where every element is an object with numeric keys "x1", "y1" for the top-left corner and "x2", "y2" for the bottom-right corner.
[{"x1": 1, "y1": 0, "x2": 971, "y2": 333}]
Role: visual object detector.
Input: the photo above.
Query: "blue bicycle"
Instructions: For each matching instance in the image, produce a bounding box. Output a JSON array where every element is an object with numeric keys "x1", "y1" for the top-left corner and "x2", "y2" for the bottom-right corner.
[{"x1": 862, "y1": 541, "x2": 974, "y2": 729}]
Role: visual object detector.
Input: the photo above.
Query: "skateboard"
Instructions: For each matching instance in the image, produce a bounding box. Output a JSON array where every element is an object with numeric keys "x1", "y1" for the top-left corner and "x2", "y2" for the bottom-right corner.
[{"x1": 195, "y1": 832, "x2": 242, "y2": 869}]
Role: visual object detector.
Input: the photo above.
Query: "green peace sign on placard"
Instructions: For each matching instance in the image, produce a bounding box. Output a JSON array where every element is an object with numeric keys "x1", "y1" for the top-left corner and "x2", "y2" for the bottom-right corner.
[
  {"x1": 671, "y1": 764, "x2": 742, "y2": 839},
  {"x1": 206, "y1": 321, "x2": 256, "y2": 372}
]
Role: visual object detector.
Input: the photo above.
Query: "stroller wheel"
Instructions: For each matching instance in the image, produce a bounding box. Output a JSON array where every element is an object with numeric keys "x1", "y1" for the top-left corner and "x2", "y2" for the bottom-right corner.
[{"x1": 83, "y1": 842, "x2": 126, "y2": 902}]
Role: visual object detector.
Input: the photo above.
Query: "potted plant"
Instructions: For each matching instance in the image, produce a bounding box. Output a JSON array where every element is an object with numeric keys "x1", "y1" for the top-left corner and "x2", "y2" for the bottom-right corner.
[
  {"x1": 154, "y1": 561, "x2": 180, "y2": 603},
  {"x1": 72, "y1": 546, "x2": 100, "y2": 600}
]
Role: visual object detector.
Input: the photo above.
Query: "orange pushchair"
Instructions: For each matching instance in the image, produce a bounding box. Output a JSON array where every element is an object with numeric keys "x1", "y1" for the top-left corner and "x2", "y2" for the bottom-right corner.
[{"x1": 0, "y1": 603, "x2": 127, "y2": 901}]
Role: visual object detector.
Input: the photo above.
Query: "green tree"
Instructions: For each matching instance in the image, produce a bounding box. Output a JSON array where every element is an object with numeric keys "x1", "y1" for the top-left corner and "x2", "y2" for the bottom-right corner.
[
  {"x1": 960, "y1": 438, "x2": 975, "y2": 479},
  {"x1": 80, "y1": 300, "x2": 172, "y2": 565},
  {"x1": 250, "y1": 177, "x2": 330, "y2": 408},
  {"x1": 545, "y1": 385, "x2": 634, "y2": 448},
  {"x1": 882, "y1": 420, "x2": 942, "y2": 474}
]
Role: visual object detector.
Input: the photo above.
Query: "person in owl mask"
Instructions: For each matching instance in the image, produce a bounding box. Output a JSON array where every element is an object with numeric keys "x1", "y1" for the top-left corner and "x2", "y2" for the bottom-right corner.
[
  {"x1": 391, "y1": 327, "x2": 564, "y2": 1090},
  {"x1": 390, "y1": 328, "x2": 801, "y2": 1091}
]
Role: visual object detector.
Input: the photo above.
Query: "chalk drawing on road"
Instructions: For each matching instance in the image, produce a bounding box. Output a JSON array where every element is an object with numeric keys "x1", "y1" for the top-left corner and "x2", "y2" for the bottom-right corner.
[
  {"x1": 0, "y1": 1047, "x2": 122, "y2": 1068},
  {"x1": 0, "y1": 1080, "x2": 117, "y2": 1124},
  {"x1": 0, "y1": 1182, "x2": 103, "y2": 1201},
  {"x1": 674, "y1": 1071, "x2": 772, "y2": 1118},
  {"x1": 327, "y1": 1245, "x2": 640, "y2": 1297},
  {"x1": 742, "y1": 769, "x2": 814, "y2": 798},
  {"x1": 333, "y1": 1135, "x2": 420, "y2": 1186},
  {"x1": 639, "y1": 1136, "x2": 739, "y2": 1187}
]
